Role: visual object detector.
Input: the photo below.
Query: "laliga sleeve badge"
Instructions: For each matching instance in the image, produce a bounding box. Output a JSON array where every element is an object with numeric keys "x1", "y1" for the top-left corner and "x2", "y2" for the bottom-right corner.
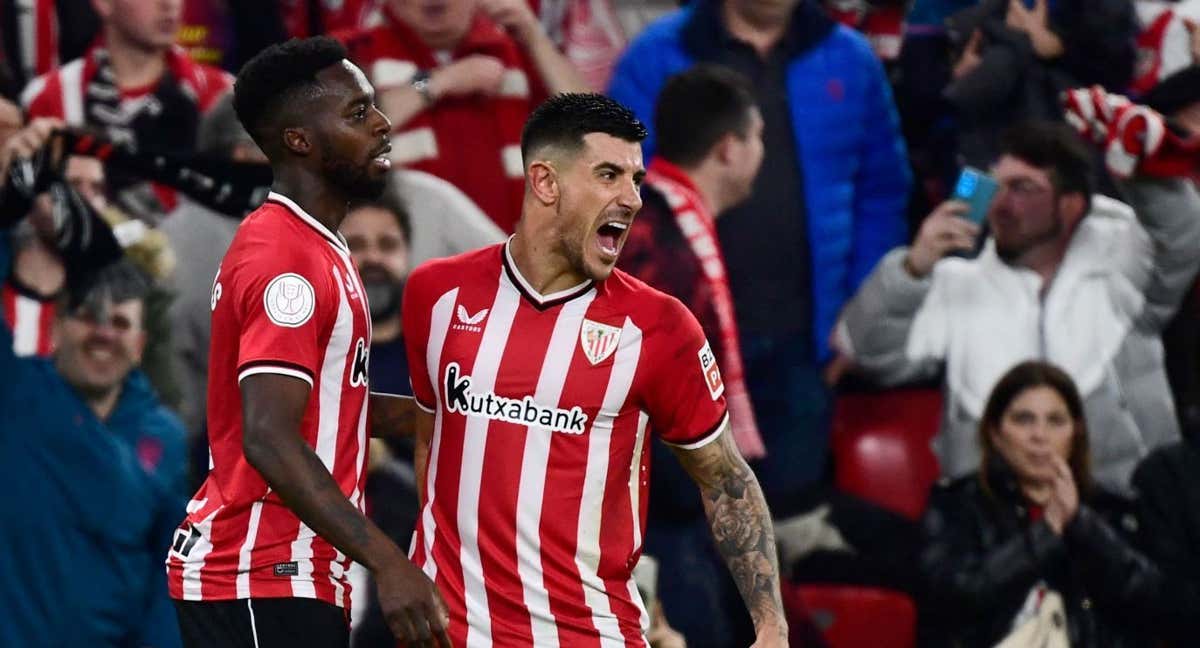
[
  {"x1": 264, "y1": 273, "x2": 316, "y2": 327},
  {"x1": 698, "y1": 341, "x2": 724, "y2": 400}
]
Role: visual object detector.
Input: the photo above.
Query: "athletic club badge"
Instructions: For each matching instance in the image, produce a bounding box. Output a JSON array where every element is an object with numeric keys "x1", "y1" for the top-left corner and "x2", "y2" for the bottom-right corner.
[{"x1": 580, "y1": 319, "x2": 622, "y2": 365}]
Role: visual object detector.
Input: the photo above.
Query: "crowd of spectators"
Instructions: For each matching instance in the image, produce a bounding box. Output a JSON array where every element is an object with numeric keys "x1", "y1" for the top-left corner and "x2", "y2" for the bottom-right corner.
[{"x1": 1, "y1": 0, "x2": 1199, "y2": 647}]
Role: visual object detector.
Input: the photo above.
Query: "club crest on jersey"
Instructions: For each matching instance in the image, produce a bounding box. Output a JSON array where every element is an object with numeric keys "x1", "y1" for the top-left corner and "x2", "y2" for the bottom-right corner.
[
  {"x1": 453, "y1": 304, "x2": 489, "y2": 333},
  {"x1": 443, "y1": 362, "x2": 588, "y2": 434},
  {"x1": 698, "y1": 341, "x2": 724, "y2": 400},
  {"x1": 263, "y1": 273, "x2": 315, "y2": 327},
  {"x1": 580, "y1": 319, "x2": 622, "y2": 365}
]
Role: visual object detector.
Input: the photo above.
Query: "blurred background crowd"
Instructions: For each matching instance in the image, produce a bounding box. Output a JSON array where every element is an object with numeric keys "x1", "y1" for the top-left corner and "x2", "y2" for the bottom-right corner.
[{"x1": 1, "y1": 0, "x2": 1199, "y2": 647}]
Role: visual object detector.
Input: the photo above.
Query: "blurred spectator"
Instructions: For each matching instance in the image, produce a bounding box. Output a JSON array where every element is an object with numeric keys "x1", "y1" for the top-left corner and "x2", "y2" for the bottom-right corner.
[
  {"x1": 20, "y1": 0, "x2": 231, "y2": 205},
  {"x1": 178, "y1": 0, "x2": 291, "y2": 73},
  {"x1": 160, "y1": 93, "x2": 264, "y2": 447},
  {"x1": 0, "y1": 119, "x2": 186, "y2": 648},
  {"x1": 918, "y1": 361, "x2": 1165, "y2": 647},
  {"x1": 281, "y1": 0, "x2": 385, "y2": 38},
  {"x1": 390, "y1": 167, "x2": 506, "y2": 268},
  {"x1": 609, "y1": 0, "x2": 911, "y2": 507},
  {"x1": 3, "y1": 152, "x2": 104, "y2": 357},
  {"x1": 340, "y1": 195, "x2": 421, "y2": 648},
  {"x1": 0, "y1": 0, "x2": 102, "y2": 94},
  {"x1": 837, "y1": 119, "x2": 1200, "y2": 493},
  {"x1": 338, "y1": 0, "x2": 588, "y2": 233},
  {"x1": 618, "y1": 63, "x2": 765, "y2": 646},
  {"x1": 823, "y1": 0, "x2": 907, "y2": 61},
  {"x1": 1131, "y1": 431, "x2": 1200, "y2": 645},
  {"x1": 944, "y1": 0, "x2": 1138, "y2": 167},
  {"x1": 530, "y1": 0, "x2": 628, "y2": 89}
]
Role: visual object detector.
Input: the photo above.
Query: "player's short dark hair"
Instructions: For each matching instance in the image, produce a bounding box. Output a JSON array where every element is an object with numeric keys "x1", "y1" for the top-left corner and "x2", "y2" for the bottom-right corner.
[
  {"x1": 520, "y1": 93, "x2": 647, "y2": 163},
  {"x1": 233, "y1": 36, "x2": 349, "y2": 153},
  {"x1": 999, "y1": 121, "x2": 1095, "y2": 212},
  {"x1": 655, "y1": 65, "x2": 757, "y2": 168}
]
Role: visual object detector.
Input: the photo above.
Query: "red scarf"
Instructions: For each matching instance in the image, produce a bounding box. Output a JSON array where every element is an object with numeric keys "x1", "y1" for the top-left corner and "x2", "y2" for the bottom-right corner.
[{"x1": 645, "y1": 159, "x2": 766, "y2": 459}]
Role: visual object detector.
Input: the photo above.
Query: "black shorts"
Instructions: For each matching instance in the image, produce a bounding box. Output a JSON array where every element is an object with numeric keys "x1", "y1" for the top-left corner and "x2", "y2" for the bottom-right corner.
[{"x1": 174, "y1": 598, "x2": 349, "y2": 648}]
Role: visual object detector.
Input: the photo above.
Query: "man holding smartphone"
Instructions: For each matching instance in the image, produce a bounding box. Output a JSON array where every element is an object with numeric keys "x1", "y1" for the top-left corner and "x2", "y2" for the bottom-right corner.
[{"x1": 835, "y1": 117, "x2": 1200, "y2": 495}]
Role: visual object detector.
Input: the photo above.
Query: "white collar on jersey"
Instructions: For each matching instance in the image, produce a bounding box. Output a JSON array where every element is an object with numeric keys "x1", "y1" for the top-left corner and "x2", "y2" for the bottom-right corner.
[
  {"x1": 503, "y1": 236, "x2": 595, "y2": 309},
  {"x1": 267, "y1": 191, "x2": 351, "y2": 255}
]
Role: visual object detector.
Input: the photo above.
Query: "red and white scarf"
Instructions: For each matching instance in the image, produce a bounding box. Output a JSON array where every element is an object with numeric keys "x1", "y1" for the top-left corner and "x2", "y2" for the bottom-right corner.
[{"x1": 645, "y1": 159, "x2": 766, "y2": 459}]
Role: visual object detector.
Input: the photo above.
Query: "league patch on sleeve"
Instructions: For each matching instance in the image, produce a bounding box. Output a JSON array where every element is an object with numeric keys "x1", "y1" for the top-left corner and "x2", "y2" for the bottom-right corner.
[
  {"x1": 263, "y1": 273, "x2": 316, "y2": 327},
  {"x1": 698, "y1": 341, "x2": 724, "y2": 400}
]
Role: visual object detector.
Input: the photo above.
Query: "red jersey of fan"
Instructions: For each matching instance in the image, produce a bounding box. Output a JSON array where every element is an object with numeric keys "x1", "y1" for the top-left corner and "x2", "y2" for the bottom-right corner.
[
  {"x1": 402, "y1": 242, "x2": 729, "y2": 646},
  {"x1": 166, "y1": 192, "x2": 372, "y2": 609},
  {"x1": 2, "y1": 281, "x2": 55, "y2": 357}
]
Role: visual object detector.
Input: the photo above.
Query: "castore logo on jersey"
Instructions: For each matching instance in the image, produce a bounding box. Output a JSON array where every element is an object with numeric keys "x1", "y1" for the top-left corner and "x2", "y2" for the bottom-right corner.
[
  {"x1": 453, "y1": 304, "x2": 489, "y2": 333},
  {"x1": 443, "y1": 362, "x2": 588, "y2": 433}
]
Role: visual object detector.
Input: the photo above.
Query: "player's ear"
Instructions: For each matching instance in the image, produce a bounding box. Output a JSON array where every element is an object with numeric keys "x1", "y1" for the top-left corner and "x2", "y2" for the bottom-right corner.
[
  {"x1": 527, "y1": 160, "x2": 559, "y2": 206},
  {"x1": 282, "y1": 127, "x2": 312, "y2": 157}
]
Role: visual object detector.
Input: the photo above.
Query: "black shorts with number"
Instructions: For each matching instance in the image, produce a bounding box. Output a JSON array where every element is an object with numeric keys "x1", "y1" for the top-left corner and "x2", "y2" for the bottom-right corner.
[{"x1": 174, "y1": 597, "x2": 349, "y2": 648}]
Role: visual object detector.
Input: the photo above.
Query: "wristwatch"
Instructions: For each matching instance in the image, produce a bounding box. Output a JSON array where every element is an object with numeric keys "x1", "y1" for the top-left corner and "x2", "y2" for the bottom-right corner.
[{"x1": 411, "y1": 69, "x2": 434, "y2": 106}]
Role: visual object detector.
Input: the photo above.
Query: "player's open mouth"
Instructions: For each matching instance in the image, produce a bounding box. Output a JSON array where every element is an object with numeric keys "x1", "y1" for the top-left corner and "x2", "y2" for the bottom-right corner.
[{"x1": 595, "y1": 220, "x2": 629, "y2": 259}]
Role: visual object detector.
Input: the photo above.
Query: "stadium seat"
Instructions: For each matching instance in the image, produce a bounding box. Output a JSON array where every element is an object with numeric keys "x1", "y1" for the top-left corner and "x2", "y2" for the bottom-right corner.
[
  {"x1": 831, "y1": 388, "x2": 942, "y2": 520},
  {"x1": 784, "y1": 583, "x2": 917, "y2": 648}
]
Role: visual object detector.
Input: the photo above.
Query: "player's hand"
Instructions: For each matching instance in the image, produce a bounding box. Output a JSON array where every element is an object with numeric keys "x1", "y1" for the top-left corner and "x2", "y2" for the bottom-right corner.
[
  {"x1": 375, "y1": 554, "x2": 452, "y2": 647},
  {"x1": 903, "y1": 200, "x2": 980, "y2": 278},
  {"x1": 479, "y1": 0, "x2": 542, "y2": 44},
  {"x1": 429, "y1": 55, "x2": 507, "y2": 100},
  {"x1": 0, "y1": 117, "x2": 64, "y2": 180},
  {"x1": 749, "y1": 623, "x2": 789, "y2": 648}
]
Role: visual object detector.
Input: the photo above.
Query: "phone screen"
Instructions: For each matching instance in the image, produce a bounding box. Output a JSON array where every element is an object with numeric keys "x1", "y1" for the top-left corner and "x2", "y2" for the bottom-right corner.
[{"x1": 952, "y1": 167, "x2": 999, "y2": 226}]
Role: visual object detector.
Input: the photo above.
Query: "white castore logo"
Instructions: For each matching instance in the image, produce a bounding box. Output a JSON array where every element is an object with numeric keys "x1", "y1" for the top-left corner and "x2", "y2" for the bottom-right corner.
[
  {"x1": 453, "y1": 304, "x2": 489, "y2": 332},
  {"x1": 264, "y1": 273, "x2": 315, "y2": 327}
]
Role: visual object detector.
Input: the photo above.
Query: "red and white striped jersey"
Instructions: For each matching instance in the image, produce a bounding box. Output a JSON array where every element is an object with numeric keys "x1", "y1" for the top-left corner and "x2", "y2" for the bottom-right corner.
[
  {"x1": 2, "y1": 280, "x2": 54, "y2": 357},
  {"x1": 402, "y1": 242, "x2": 729, "y2": 647},
  {"x1": 166, "y1": 192, "x2": 373, "y2": 610}
]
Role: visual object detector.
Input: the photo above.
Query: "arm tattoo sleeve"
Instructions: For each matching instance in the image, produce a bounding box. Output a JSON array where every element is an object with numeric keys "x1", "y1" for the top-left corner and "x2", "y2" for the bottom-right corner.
[{"x1": 673, "y1": 427, "x2": 786, "y2": 634}]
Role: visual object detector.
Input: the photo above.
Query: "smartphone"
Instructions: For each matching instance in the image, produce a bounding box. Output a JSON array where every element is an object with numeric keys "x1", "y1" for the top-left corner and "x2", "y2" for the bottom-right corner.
[{"x1": 952, "y1": 167, "x2": 999, "y2": 226}]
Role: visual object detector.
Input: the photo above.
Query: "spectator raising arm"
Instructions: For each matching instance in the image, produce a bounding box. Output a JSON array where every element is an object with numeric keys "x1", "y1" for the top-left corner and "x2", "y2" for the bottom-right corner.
[{"x1": 481, "y1": 0, "x2": 589, "y2": 94}]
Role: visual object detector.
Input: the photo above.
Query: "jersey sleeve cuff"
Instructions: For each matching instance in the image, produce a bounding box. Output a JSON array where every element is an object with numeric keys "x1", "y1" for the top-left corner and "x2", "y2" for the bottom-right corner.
[
  {"x1": 237, "y1": 362, "x2": 315, "y2": 387},
  {"x1": 413, "y1": 396, "x2": 435, "y2": 413},
  {"x1": 661, "y1": 411, "x2": 729, "y2": 451}
]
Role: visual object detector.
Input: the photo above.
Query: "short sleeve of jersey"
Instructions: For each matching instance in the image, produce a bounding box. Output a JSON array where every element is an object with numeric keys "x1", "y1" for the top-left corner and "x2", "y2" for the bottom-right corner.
[
  {"x1": 642, "y1": 297, "x2": 729, "y2": 449},
  {"x1": 233, "y1": 247, "x2": 332, "y2": 387},
  {"x1": 400, "y1": 262, "x2": 438, "y2": 413}
]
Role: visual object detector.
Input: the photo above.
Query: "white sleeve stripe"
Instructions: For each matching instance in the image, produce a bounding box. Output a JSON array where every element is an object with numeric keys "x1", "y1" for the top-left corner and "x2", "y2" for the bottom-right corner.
[
  {"x1": 414, "y1": 398, "x2": 435, "y2": 413},
  {"x1": 238, "y1": 365, "x2": 314, "y2": 387},
  {"x1": 661, "y1": 412, "x2": 729, "y2": 451}
]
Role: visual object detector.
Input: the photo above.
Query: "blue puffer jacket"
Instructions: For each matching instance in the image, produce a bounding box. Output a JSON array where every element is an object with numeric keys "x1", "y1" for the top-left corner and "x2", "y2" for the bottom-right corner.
[
  {"x1": 608, "y1": 0, "x2": 911, "y2": 362},
  {"x1": 0, "y1": 232, "x2": 187, "y2": 648}
]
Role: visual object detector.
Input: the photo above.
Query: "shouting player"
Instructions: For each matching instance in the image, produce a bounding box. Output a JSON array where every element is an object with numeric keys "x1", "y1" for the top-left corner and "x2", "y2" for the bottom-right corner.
[
  {"x1": 166, "y1": 38, "x2": 449, "y2": 647},
  {"x1": 402, "y1": 94, "x2": 789, "y2": 646}
]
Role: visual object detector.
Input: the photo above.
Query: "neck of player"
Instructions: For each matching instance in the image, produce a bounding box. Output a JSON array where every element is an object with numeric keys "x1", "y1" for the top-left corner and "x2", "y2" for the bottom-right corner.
[
  {"x1": 508, "y1": 225, "x2": 590, "y2": 295},
  {"x1": 271, "y1": 168, "x2": 351, "y2": 238}
]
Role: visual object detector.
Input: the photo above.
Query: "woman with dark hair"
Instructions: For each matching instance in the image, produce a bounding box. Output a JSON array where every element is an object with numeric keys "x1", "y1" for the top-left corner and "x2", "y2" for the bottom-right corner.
[{"x1": 917, "y1": 360, "x2": 1165, "y2": 647}]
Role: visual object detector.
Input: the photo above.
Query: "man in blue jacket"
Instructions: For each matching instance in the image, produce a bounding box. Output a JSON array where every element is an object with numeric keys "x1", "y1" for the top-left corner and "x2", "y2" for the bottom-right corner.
[
  {"x1": 609, "y1": 0, "x2": 911, "y2": 508},
  {"x1": 0, "y1": 125, "x2": 187, "y2": 647}
]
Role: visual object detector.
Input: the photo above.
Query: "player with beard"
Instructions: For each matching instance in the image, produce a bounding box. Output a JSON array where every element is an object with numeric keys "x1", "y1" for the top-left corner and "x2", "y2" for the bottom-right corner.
[
  {"x1": 401, "y1": 93, "x2": 789, "y2": 646},
  {"x1": 166, "y1": 37, "x2": 450, "y2": 648}
]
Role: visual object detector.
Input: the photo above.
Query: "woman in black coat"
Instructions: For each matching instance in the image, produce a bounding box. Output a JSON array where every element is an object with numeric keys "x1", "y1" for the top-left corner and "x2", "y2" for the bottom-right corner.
[{"x1": 918, "y1": 361, "x2": 1164, "y2": 647}]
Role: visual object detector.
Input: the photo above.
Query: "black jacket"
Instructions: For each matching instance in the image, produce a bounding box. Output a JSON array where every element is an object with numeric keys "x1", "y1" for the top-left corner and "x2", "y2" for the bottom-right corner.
[
  {"x1": 918, "y1": 457, "x2": 1163, "y2": 647},
  {"x1": 1131, "y1": 439, "x2": 1200, "y2": 646},
  {"x1": 944, "y1": 0, "x2": 1137, "y2": 167}
]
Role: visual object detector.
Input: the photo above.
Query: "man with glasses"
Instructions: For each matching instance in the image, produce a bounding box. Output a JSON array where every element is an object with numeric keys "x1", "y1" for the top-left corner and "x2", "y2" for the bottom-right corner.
[{"x1": 835, "y1": 119, "x2": 1200, "y2": 494}]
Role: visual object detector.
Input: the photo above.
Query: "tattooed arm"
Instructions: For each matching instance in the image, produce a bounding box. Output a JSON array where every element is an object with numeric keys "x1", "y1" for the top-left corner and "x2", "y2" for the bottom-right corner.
[{"x1": 672, "y1": 423, "x2": 789, "y2": 646}]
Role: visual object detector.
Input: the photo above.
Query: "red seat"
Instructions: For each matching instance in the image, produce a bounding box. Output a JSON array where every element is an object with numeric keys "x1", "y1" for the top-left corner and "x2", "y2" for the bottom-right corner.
[
  {"x1": 785, "y1": 583, "x2": 917, "y2": 648},
  {"x1": 832, "y1": 388, "x2": 942, "y2": 520}
]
